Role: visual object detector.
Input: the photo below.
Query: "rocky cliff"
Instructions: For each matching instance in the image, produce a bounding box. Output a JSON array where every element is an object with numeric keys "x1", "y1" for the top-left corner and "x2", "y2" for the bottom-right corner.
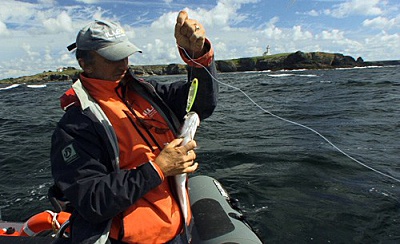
[
  {"x1": 215, "y1": 51, "x2": 365, "y2": 73},
  {"x1": 131, "y1": 51, "x2": 367, "y2": 76},
  {"x1": 1, "y1": 51, "x2": 398, "y2": 84}
]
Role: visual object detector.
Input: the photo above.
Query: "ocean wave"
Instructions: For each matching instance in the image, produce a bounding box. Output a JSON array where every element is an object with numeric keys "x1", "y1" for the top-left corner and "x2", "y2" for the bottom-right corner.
[
  {"x1": 27, "y1": 84, "x2": 47, "y2": 88},
  {"x1": 0, "y1": 84, "x2": 20, "y2": 91},
  {"x1": 335, "y1": 65, "x2": 386, "y2": 71},
  {"x1": 268, "y1": 73, "x2": 319, "y2": 78},
  {"x1": 298, "y1": 74, "x2": 318, "y2": 77},
  {"x1": 0, "y1": 83, "x2": 48, "y2": 91},
  {"x1": 268, "y1": 74, "x2": 295, "y2": 77}
]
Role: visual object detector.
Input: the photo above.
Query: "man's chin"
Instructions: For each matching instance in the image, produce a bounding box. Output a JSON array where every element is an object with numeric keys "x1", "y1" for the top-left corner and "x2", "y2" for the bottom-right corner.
[{"x1": 112, "y1": 73, "x2": 126, "y2": 81}]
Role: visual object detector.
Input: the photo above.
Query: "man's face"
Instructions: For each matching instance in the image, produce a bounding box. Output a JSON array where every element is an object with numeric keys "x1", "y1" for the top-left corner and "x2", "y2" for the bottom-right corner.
[{"x1": 84, "y1": 51, "x2": 129, "y2": 81}]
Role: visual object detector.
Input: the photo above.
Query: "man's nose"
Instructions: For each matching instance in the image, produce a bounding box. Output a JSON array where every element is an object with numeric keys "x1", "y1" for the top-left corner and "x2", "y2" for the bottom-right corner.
[{"x1": 117, "y1": 57, "x2": 129, "y2": 68}]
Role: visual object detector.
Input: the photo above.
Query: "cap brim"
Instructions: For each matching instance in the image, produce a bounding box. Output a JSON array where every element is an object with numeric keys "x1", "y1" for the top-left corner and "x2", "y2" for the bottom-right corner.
[{"x1": 96, "y1": 41, "x2": 142, "y2": 61}]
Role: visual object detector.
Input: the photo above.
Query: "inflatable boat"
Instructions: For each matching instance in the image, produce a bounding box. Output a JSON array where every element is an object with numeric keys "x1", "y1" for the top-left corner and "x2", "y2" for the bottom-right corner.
[{"x1": 0, "y1": 175, "x2": 262, "y2": 243}]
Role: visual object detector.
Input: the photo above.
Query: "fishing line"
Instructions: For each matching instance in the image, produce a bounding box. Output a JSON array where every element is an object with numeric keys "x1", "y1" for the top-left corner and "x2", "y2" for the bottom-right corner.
[{"x1": 178, "y1": 45, "x2": 400, "y2": 184}]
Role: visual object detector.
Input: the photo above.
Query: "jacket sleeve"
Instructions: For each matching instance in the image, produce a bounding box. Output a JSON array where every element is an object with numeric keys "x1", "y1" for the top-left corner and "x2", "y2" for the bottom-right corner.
[
  {"x1": 50, "y1": 107, "x2": 162, "y2": 224},
  {"x1": 148, "y1": 39, "x2": 218, "y2": 122}
]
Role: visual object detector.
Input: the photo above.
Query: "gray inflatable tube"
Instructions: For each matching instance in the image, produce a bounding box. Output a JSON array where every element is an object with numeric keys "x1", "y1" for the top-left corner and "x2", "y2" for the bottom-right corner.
[{"x1": 189, "y1": 175, "x2": 263, "y2": 244}]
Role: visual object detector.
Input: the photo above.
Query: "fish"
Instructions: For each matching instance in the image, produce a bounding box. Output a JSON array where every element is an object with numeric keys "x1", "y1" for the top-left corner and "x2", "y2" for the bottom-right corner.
[
  {"x1": 174, "y1": 78, "x2": 199, "y2": 239},
  {"x1": 175, "y1": 111, "x2": 200, "y2": 224}
]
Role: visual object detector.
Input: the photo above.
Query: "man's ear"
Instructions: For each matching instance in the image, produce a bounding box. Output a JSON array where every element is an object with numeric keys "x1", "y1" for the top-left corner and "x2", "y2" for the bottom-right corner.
[{"x1": 78, "y1": 58, "x2": 93, "y2": 74}]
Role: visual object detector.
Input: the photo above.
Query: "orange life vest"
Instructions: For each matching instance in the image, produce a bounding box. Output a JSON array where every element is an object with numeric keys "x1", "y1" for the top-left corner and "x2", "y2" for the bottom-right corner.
[{"x1": 81, "y1": 76, "x2": 186, "y2": 243}]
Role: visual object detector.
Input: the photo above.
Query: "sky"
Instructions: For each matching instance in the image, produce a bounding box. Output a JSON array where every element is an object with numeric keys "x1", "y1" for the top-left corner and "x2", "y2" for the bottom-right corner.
[{"x1": 0, "y1": 0, "x2": 399, "y2": 79}]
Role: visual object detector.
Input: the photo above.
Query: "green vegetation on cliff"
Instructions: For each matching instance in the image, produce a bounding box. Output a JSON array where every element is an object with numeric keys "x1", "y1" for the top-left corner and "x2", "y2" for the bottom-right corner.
[
  {"x1": 1, "y1": 51, "x2": 398, "y2": 84},
  {"x1": 0, "y1": 68, "x2": 80, "y2": 84}
]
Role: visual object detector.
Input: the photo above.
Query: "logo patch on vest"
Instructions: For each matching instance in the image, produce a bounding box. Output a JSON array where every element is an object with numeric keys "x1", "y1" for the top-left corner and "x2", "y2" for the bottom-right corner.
[
  {"x1": 62, "y1": 143, "x2": 79, "y2": 164},
  {"x1": 143, "y1": 106, "x2": 157, "y2": 118}
]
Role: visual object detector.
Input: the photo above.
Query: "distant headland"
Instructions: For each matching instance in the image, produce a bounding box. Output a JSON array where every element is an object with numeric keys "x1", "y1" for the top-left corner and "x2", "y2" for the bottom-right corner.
[{"x1": 1, "y1": 51, "x2": 399, "y2": 84}]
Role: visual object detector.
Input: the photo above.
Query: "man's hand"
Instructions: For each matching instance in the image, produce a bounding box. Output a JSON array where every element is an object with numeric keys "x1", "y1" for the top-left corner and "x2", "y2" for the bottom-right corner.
[
  {"x1": 154, "y1": 138, "x2": 198, "y2": 177},
  {"x1": 174, "y1": 10, "x2": 206, "y2": 58}
]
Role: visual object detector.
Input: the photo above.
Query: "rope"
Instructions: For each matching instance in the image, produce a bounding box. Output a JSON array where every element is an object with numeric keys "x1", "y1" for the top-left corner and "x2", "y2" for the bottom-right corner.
[{"x1": 177, "y1": 45, "x2": 400, "y2": 183}]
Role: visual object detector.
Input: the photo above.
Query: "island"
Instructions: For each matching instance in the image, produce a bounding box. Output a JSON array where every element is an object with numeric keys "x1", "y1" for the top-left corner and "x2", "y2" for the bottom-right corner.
[{"x1": 1, "y1": 51, "x2": 399, "y2": 84}]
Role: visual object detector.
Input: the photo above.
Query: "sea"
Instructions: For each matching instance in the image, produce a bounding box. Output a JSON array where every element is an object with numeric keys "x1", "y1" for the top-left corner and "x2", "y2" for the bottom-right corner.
[{"x1": 0, "y1": 65, "x2": 399, "y2": 243}]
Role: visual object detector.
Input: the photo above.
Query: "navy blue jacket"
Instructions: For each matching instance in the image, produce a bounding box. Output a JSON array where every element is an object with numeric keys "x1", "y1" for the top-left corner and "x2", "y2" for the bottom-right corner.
[{"x1": 50, "y1": 60, "x2": 218, "y2": 243}]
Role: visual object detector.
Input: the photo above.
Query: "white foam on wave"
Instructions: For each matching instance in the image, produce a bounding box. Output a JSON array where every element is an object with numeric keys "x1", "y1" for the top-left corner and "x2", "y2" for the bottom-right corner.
[
  {"x1": 268, "y1": 73, "x2": 318, "y2": 78},
  {"x1": 268, "y1": 74, "x2": 294, "y2": 77},
  {"x1": 0, "y1": 84, "x2": 20, "y2": 90},
  {"x1": 281, "y1": 68, "x2": 307, "y2": 72},
  {"x1": 335, "y1": 66, "x2": 384, "y2": 71},
  {"x1": 27, "y1": 84, "x2": 47, "y2": 88},
  {"x1": 298, "y1": 74, "x2": 318, "y2": 77}
]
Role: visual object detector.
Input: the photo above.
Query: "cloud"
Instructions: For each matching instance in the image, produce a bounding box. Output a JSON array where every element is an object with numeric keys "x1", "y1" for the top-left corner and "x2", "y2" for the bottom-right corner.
[
  {"x1": 149, "y1": 11, "x2": 177, "y2": 30},
  {"x1": 75, "y1": 0, "x2": 101, "y2": 4},
  {"x1": 22, "y1": 43, "x2": 40, "y2": 59},
  {"x1": 306, "y1": 10, "x2": 320, "y2": 17},
  {"x1": 315, "y1": 29, "x2": 364, "y2": 55},
  {"x1": 42, "y1": 11, "x2": 74, "y2": 33},
  {"x1": 320, "y1": 29, "x2": 345, "y2": 40},
  {"x1": 260, "y1": 17, "x2": 283, "y2": 40},
  {"x1": 363, "y1": 15, "x2": 400, "y2": 30},
  {"x1": 0, "y1": 0, "x2": 399, "y2": 80},
  {"x1": 0, "y1": 1, "x2": 101, "y2": 79},
  {"x1": 135, "y1": 0, "x2": 262, "y2": 63},
  {"x1": 292, "y1": 26, "x2": 313, "y2": 41},
  {"x1": 364, "y1": 31, "x2": 400, "y2": 60},
  {"x1": 38, "y1": 0, "x2": 56, "y2": 5},
  {"x1": 0, "y1": 21, "x2": 10, "y2": 36},
  {"x1": 324, "y1": 0, "x2": 384, "y2": 18},
  {"x1": 0, "y1": 1, "x2": 37, "y2": 25}
]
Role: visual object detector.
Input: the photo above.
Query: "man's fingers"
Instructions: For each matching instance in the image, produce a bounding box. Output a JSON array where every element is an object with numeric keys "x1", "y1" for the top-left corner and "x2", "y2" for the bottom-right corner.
[
  {"x1": 176, "y1": 10, "x2": 188, "y2": 26},
  {"x1": 182, "y1": 140, "x2": 197, "y2": 153},
  {"x1": 183, "y1": 162, "x2": 199, "y2": 173},
  {"x1": 184, "y1": 150, "x2": 197, "y2": 161},
  {"x1": 174, "y1": 11, "x2": 188, "y2": 41},
  {"x1": 189, "y1": 34, "x2": 204, "y2": 51},
  {"x1": 175, "y1": 9, "x2": 207, "y2": 54},
  {"x1": 168, "y1": 138, "x2": 184, "y2": 148}
]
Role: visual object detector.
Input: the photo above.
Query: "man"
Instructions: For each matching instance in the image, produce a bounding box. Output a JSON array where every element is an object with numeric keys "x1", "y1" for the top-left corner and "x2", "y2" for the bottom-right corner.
[{"x1": 50, "y1": 10, "x2": 218, "y2": 243}]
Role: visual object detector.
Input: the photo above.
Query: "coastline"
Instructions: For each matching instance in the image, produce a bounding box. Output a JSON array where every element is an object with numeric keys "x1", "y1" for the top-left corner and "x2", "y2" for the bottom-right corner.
[{"x1": 1, "y1": 51, "x2": 399, "y2": 84}]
